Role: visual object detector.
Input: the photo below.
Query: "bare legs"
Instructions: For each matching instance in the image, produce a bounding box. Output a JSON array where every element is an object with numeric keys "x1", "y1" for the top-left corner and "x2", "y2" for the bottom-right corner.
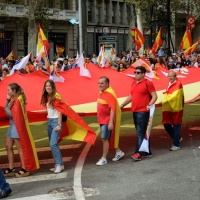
[{"x1": 5, "y1": 136, "x2": 25, "y2": 169}]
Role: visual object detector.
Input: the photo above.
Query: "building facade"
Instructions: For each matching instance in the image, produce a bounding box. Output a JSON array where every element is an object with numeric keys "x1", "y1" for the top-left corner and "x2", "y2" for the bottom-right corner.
[
  {"x1": 83, "y1": 0, "x2": 134, "y2": 56},
  {"x1": 0, "y1": 0, "x2": 78, "y2": 59}
]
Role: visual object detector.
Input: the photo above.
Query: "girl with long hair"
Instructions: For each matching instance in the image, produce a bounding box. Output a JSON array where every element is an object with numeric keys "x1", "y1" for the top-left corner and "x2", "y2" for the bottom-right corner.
[
  {"x1": 4, "y1": 83, "x2": 39, "y2": 177},
  {"x1": 40, "y1": 80, "x2": 64, "y2": 173}
]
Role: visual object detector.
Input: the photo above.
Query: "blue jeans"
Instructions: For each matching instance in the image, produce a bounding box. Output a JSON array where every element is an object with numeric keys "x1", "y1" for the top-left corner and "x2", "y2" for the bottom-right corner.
[
  {"x1": 0, "y1": 169, "x2": 11, "y2": 192},
  {"x1": 164, "y1": 124, "x2": 181, "y2": 147},
  {"x1": 100, "y1": 124, "x2": 112, "y2": 140},
  {"x1": 47, "y1": 118, "x2": 63, "y2": 165},
  {"x1": 133, "y1": 112, "x2": 151, "y2": 154}
]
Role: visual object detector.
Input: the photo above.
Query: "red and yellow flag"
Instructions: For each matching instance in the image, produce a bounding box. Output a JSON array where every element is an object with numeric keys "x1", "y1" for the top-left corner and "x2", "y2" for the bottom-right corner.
[
  {"x1": 134, "y1": 27, "x2": 145, "y2": 52},
  {"x1": 162, "y1": 79, "x2": 184, "y2": 125},
  {"x1": 97, "y1": 87, "x2": 121, "y2": 149},
  {"x1": 37, "y1": 24, "x2": 50, "y2": 54},
  {"x1": 130, "y1": 28, "x2": 135, "y2": 42},
  {"x1": 11, "y1": 95, "x2": 39, "y2": 171},
  {"x1": 56, "y1": 45, "x2": 65, "y2": 56},
  {"x1": 180, "y1": 27, "x2": 192, "y2": 50},
  {"x1": 111, "y1": 47, "x2": 116, "y2": 55},
  {"x1": 6, "y1": 51, "x2": 15, "y2": 61},
  {"x1": 184, "y1": 40, "x2": 200, "y2": 55},
  {"x1": 152, "y1": 27, "x2": 163, "y2": 55},
  {"x1": 53, "y1": 93, "x2": 96, "y2": 144}
]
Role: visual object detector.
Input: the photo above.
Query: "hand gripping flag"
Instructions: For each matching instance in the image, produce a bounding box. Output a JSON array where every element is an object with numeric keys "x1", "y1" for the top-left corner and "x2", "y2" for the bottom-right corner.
[
  {"x1": 11, "y1": 95, "x2": 40, "y2": 171},
  {"x1": 53, "y1": 93, "x2": 96, "y2": 144},
  {"x1": 139, "y1": 105, "x2": 155, "y2": 153},
  {"x1": 97, "y1": 87, "x2": 121, "y2": 149}
]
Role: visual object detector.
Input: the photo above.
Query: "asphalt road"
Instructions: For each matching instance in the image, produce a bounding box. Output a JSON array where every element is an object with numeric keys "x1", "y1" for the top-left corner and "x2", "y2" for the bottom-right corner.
[{"x1": 1, "y1": 115, "x2": 200, "y2": 200}]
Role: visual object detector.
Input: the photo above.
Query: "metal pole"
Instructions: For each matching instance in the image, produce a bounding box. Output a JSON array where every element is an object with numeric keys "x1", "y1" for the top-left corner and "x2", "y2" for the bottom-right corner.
[
  {"x1": 167, "y1": 0, "x2": 171, "y2": 55},
  {"x1": 78, "y1": 0, "x2": 83, "y2": 54}
]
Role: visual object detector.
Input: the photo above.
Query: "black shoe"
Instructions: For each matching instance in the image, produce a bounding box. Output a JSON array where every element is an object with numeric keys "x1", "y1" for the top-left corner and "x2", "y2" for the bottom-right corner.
[{"x1": 0, "y1": 189, "x2": 12, "y2": 199}]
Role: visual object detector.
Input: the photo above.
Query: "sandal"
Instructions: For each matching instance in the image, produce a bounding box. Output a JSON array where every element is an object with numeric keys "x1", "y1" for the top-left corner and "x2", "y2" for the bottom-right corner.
[
  {"x1": 3, "y1": 168, "x2": 15, "y2": 177},
  {"x1": 15, "y1": 168, "x2": 30, "y2": 178}
]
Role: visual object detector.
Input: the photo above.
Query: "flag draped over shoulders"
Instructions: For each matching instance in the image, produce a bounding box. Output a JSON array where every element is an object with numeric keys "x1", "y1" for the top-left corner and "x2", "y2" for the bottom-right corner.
[
  {"x1": 53, "y1": 93, "x2": 96, "y2": 145},
  {"x1": 97, "y1": 87, "x2": 121, "y2": 149},
  {"x1": 162, "y1": 80, "x2": 184, "y2": 125},
  {"x1": 11, "y1": 95, "x2": 39, "y2": 171}
]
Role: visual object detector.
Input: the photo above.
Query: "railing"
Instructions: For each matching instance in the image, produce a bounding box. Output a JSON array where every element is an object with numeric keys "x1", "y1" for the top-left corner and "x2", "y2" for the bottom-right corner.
[{"x1": 0, "y1": 4, "x2": 78, "y2": 20}]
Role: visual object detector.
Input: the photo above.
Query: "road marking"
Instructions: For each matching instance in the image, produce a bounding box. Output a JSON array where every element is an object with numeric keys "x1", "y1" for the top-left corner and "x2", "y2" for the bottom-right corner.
[
  {"x1": 152, "y1": 125, "x2": 165, "y2": 129},
  {"x1": 9, "y1": 194, "x2": 65, "y2": 200},
  {"x1": 189, "y1": 126, "x2": 200, "y2": 130},
  {"x1": 0, "y1": 156, "x2": 72, "y2": 169},
  {"x1": 120, "y1": 124, "x2": 135, "y2": 128},
  {"x1": 0, "y1": 143, "x2": 82, "y2": 155},
  {"x1": 7, "y1": 172, "x2": 68, "y2": 185},
  {"x1": 73, "y1": 128, "x2": 100, "y2": 200}
]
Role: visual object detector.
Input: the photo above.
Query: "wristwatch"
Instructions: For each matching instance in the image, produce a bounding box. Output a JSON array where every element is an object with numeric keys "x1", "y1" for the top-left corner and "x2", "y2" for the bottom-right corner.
[{"x1": 57, "y1": 124, "x2": 62, "y2": 127}]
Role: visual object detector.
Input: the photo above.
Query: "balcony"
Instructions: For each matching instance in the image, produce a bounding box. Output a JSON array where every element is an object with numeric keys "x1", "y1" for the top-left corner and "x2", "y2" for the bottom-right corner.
[{"x1": 0, "y1": 4, "x2": 78, "y2": 21}]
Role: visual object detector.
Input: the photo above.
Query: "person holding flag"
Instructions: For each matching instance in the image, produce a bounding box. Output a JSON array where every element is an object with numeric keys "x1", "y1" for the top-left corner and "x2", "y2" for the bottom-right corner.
[
  {"x1": 4, "y1": 83, "x2": 39, "y2": 177},
  {"x1": 96, "y1": 76, "x2": 124, "y2": 166},
  {"x1": 41, "y1": 80, "x2": 96, "y2": 172},
  {"x1": 120, "y1": 66, "x2": 157, "y2": 161},
  {"x1": 161, "y1": 71, "x2": 184, "y2": 151}
]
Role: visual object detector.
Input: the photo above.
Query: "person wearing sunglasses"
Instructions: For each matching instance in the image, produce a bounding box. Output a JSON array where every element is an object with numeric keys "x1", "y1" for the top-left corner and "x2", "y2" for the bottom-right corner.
[{"x1": 120, "y1": 66, "x2": 157, "y2": 161}]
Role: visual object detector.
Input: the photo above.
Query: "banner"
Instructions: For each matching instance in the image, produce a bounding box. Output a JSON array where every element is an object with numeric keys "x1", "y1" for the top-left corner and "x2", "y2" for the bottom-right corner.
[{"x1": 139, "y1": 105, "x2": 155, "y2": 153}]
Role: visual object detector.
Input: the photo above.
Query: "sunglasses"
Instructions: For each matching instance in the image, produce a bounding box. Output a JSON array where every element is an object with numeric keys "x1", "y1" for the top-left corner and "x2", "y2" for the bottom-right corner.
[{"x1": 134, "y1": 71, "x2": 142, "y2": 74}]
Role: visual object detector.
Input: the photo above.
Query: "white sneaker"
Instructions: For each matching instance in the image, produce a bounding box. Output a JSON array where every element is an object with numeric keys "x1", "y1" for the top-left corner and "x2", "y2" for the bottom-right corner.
[
  {"x1": 170, "y1": 146, "x2": 180, "y2": 151},
  {"x1": 112, "y1": 151, "x2": 125, "y2": 161},
  {"x1": 96, "y1": 158, "x2": 107, "y2": 166},
  {"x1": 52, "y1": 165, "x2": 64, "y2": 173}
]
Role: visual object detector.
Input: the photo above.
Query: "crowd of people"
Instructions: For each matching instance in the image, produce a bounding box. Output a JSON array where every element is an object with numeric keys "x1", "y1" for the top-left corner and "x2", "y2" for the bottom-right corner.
[{"x1": 0, "y1": 47, "x2": 200, "y2": 82}]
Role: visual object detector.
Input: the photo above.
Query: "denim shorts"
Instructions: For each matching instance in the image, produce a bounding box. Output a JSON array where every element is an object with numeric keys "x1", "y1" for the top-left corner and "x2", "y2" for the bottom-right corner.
[
  {"x1": 6, "y1": 119, "x2": 19, "y2": 139},
  {"x1": 100, "y1": 124, "x2": 112, "y2": 140}
]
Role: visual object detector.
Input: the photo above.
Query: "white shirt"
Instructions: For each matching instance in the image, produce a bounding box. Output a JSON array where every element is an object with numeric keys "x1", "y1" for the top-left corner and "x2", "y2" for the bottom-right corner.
[
  {"x1": 47, "y1": 103, "x2": 58, "y2": 118},
  {"x1": 168, "y1": 80, "x2": 176, "y2": 89}
]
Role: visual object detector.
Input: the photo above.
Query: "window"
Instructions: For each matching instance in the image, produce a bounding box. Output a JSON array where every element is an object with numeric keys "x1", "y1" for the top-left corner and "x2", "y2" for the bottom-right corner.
[
  {"x1": 104, "y1": 2, "x2": 107, "y2": 23},
  {"x1": 60, "y1": 0, "x2": 71, "y2": 10},
  {"x1": 96, "y1": 7, "x2": 100, "y2": 23},
  {"x1": 119, "y1": 3, "x2": 123, "y2": 24},
  {"x1": 46, "y1": 0, "x2": 54, "y2": 8},
  {"x1": 88, "y1": 0, "x2": 92, "y2": 22},
  {"x1": 112, "y1": 2, "x2": 116, "y2": 24}
]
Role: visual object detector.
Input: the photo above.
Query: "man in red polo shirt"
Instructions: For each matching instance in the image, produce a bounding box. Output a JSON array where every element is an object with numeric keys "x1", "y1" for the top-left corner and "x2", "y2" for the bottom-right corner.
[
  {"x1": 121, "y1": 66, "x2": 157, "y2": 161},
  {"x1": 96, "y1": 76, "x2": 124, "y2": 165}
]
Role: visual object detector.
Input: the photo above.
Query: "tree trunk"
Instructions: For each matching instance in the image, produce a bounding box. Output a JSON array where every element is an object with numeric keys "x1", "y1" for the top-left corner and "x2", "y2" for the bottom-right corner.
[
  {"x1": 28, "y1": 0, "x2": 37, "y2": 57},
  {"x1": 135, "y1": 3, "x2": 144, "y2": 55},
  {"x1": 126, "y1": 14, "x2": 136, "y2": 51}
]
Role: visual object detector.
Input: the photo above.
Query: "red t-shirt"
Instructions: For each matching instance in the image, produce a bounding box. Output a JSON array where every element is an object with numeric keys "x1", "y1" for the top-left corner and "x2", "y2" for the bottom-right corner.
[
  {"x1": 131, "y1": 78, "x2": 156, "y2": 112},
  {"x1": 97, "y1": 95, "x2": 111, "y2": 124}
]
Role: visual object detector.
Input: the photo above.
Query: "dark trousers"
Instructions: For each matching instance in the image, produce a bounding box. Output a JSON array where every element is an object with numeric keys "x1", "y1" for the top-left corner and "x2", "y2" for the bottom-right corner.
[
  {"x1": 0, "y1": 169, "x2": 11, "y2": 192},
  {"x1": 133, "y1": 112, "x2": 151, "y2": 155},
  {"x1": 164, "y1": 124, "x2": 181, "y2": 147}
]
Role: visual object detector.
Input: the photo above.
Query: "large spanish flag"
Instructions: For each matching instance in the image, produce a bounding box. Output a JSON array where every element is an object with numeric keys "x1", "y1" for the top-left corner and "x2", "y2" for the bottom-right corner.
[
  {"x1": 180, "y1": 27, "x2": 192, "y2": 50},
  {"x1": 11, "y1": 95, "x2": 39, "y2": 171},
  {"x1": 53, "y1": 93, "x2": 96, "y2": 145},
  {"x1": 37, "y1": 24, "x2": 50, "y2": 54},
  {"x1": 152, "y1": 27, "x2": 162, "y2": 55},
  {"x1": 162, "y1": 79, "x2": 184, "y2": 125},
  {"x1": 97, "y1": 87, "x2": 121, "y2": 149},
  {"x1": 134, "y1": 27, "x2": 145, "y2": 52}
]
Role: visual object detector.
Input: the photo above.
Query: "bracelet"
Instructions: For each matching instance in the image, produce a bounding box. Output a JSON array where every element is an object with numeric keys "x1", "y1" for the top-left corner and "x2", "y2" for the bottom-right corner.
[{"x1": 57, "y1": 124, "x2": 61, "y2": 127}]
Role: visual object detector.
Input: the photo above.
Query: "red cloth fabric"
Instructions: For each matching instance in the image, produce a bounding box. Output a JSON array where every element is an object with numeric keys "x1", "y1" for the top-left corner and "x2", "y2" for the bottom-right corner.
[
  {"x1": 131, "y1": 78, "x2": 156, "y2": 112},
  {"x1": 97, "y1": 95, "x2": 111, "y2": 124}
]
